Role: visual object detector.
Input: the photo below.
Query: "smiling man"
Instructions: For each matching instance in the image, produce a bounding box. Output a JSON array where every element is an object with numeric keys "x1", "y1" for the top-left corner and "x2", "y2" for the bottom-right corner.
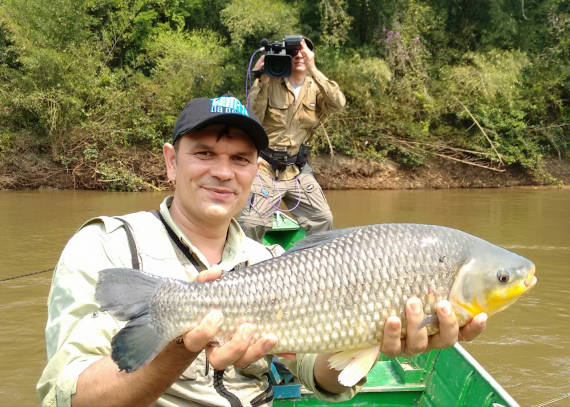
[
  {"x1": 163, "y1": 100, "x2": 264, "y2": 265},
  {"x1": 37, "y1": 95, "x2": 485, "y2": 407}
]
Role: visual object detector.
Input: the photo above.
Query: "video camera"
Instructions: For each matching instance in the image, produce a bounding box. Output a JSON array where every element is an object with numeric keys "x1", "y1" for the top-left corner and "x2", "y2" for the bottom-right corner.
[{"x1": 260, "y1": 35, "x2": 313, "y2": 78}]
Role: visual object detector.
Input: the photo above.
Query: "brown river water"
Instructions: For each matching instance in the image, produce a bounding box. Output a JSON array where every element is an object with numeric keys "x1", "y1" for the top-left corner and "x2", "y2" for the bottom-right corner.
[{"x1": 0, "y1": 188, "x2": 568, "y2": 406}]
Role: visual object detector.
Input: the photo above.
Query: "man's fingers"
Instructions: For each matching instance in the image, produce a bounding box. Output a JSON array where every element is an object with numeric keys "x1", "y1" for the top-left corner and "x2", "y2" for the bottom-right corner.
[
  {"x1": 277, "y1": 353, "x2": 296, "y2": 361},
  {"x1": 195, "y1": 269, "x2": 222, "y2": 283},
  {"x1": 182, "y1": 310, "x2": 224, "y2": 353},
  {"x1": 253, "y1": 55, "x2": 265, "y2": 70},
  {"x1": 403, "y1": 297, "x2": 428, "y2": 354},
  {"x1": 459, "y1": 313, "x2": 487, "y2": 341},
  {"x1": 435, "y1": 300, "x2": 459, "y2": 347},
  {"x1": 299, "y1": 39, "x2": 314, "y2": 64},
  {"x1": 233, "y1": 333, "x2": 278, "y2": 368},
  {"x1": 381, "y1": 299, "x2": 486, "y2": 358},
  {"x1": 301, "y1": 39, "x2": 312, "y2": 55},
  {"x1": 381, "y1": 316, "x2": 403, "y2": 357},
  {"x1": 426, "y1": 300, "x2": 459, "y2": 350},
  {"x1": 207, "y1": 323, "x2": 256, "y2": 370}
]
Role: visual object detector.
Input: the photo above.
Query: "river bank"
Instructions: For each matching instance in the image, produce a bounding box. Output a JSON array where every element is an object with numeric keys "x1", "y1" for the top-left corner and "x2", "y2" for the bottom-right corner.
[
  {"x1": 313, "y1": 155, "x2": 570, "y2": 190},
  {"x1": 1, "y1": 150, "x2": 568, "y2": 190}
]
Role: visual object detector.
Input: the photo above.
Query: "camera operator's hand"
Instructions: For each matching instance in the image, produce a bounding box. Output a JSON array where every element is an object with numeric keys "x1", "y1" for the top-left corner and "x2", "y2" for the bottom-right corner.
[
  {"x1": 253, "y1": 55, "x2": 269, "y2": 83},
  {"x1": 299, "y1": 39, "x2": 316, "y2": 73}
]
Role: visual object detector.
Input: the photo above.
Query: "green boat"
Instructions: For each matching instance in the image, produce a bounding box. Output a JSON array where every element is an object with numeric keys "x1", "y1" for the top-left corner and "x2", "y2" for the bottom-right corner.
[{"x1": 262, "y1": 211, "x2": 519, "y2": 407}]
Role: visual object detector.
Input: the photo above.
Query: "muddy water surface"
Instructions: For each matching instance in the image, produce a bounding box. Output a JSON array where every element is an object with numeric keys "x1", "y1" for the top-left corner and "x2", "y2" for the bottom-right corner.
[{"x1": 1, "y1": 188, "x2": 568, "y2": 406}]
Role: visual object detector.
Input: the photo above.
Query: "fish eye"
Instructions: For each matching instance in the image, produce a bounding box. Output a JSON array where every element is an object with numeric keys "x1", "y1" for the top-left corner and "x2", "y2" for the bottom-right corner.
[{"x1": 497, "y1": 270, "x2": 511, "y2": 283}]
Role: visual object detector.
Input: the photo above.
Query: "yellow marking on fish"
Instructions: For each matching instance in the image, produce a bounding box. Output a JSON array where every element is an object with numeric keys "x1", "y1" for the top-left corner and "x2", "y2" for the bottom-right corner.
[
  {"x1": 486, "y1": 282, "x2": 529, "y2": 313},
  {"x1": 456, "y1": 298, "x2": 486, "y2": 317}
]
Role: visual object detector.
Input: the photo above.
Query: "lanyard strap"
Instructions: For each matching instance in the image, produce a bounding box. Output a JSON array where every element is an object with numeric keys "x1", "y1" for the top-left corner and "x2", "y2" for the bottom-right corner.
[
  {"x1": 151, "y1": 210, "x2": 206, "y2": 272},
  {"x1": 152, "y1": 209, "x2": 248, "y2": 272}
]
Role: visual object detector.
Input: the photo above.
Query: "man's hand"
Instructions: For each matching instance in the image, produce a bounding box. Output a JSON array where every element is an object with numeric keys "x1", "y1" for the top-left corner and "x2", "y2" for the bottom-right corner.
[
  {"x1": 252, "y1": 55, "x2": 269, "y2": 83},
  {"x1": 179, "y1": 268, "x2": 277, "y2": 369},
  {"x1": 206, "y1": 324, "x2": 277, "y2": 369},
  {"x1": 380, "y1": 297, "x2": 487, "y2": 357},
  {"x1": 299, "y1": 39, "x2": 316, "y2": 72}
]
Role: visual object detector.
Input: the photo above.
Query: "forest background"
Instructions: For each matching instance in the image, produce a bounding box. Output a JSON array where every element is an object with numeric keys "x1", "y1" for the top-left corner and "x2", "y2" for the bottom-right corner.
[{"x1": 0, "y1": 0, "x2": 568, "y2": 191}]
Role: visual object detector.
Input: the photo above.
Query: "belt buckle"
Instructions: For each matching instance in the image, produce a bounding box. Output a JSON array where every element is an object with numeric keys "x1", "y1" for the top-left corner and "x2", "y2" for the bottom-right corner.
[{"x1": 272, "y1": 148, "x2": 288, "y2": 164}]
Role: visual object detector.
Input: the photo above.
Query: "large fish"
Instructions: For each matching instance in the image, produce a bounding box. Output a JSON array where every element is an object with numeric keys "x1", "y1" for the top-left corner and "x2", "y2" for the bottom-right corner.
[{"x1": 95, "y1": 223, "x2": 536, "y2": 386}]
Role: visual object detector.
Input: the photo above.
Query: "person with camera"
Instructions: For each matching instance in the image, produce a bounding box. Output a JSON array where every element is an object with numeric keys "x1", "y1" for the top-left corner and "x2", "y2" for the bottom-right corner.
[{"x1": 238, "y1": 36, "x2": 345, "y2": 242}]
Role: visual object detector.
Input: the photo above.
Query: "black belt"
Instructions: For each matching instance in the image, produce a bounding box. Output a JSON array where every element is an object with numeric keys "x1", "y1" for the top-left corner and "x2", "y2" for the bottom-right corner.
[{"x1": 260, "y1": 148, "x2": 298, "y2": 171}]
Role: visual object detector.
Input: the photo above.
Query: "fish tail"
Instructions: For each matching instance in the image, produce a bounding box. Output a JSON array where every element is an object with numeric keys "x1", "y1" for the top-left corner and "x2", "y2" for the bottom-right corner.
[{"x1": 95, "y1": 268, "x2": 170, "y2": 372}]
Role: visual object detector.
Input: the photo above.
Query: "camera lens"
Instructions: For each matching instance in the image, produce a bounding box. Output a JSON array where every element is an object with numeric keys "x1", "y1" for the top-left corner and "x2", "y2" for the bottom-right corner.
[{"x1": 264, "y1": 54, "x2": 292, "y2": 77}]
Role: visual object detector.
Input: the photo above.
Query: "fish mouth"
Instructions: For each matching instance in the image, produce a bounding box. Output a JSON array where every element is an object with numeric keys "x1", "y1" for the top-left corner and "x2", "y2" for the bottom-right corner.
[{"x1": 524, "y1": 266, "x2": 537, "y2": 290}]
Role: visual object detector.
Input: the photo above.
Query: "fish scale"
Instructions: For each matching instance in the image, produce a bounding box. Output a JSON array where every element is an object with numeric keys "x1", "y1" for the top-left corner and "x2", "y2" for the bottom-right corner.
[{"x1": 96, "y1": 223, "x2": 536, "y2": 374}]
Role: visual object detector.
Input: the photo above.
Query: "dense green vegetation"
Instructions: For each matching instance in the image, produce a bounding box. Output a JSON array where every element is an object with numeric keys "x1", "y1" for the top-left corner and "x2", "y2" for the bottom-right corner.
[{"x1": 0, "y1": 0, "x2": 568, "y2": 190}]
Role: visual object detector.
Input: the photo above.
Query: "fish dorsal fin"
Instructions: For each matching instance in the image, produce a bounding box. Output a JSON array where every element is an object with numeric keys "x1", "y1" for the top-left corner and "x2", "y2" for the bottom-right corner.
[
  {"x1": 286, "y1": 226, "x2": 362, "y2": 253},
  {"x1": 327, "y1": 345, "x2": 381, "y2": 387}
]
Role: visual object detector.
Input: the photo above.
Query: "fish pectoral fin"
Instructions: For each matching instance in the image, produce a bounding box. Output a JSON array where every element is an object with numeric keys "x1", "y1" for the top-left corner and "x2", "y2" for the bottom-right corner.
[
  {"x1": 418, "y1": 314, "x2": 439, "y2": 330},
  {"x1": 328, "y1": 345, "x2": 381, "y2": 387}
]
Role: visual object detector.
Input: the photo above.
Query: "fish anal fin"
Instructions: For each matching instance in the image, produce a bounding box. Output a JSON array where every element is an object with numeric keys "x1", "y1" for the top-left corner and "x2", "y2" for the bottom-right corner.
[{"x1": 328, "y1": 345, "x2": 381, "y2": 387}]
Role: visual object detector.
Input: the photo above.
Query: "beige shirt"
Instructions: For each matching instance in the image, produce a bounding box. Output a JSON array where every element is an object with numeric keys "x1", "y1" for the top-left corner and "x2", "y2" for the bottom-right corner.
[
  {"x1": 37, "y1": 196, "x2": 362, "y2": 406},
  {"x1": 249, "y1": 69, "x2": 346, "y2": 180}
]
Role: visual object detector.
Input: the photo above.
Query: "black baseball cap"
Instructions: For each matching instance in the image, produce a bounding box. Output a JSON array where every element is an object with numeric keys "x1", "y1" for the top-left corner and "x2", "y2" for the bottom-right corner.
[{"x1": 172, "y1": 95, "x2": 268, "y2": 151}]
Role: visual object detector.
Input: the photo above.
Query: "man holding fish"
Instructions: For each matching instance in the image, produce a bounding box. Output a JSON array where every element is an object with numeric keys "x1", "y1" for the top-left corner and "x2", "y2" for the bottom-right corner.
[{"x1": 37, "y1": 95, "x2": 488, "y2": 406}]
